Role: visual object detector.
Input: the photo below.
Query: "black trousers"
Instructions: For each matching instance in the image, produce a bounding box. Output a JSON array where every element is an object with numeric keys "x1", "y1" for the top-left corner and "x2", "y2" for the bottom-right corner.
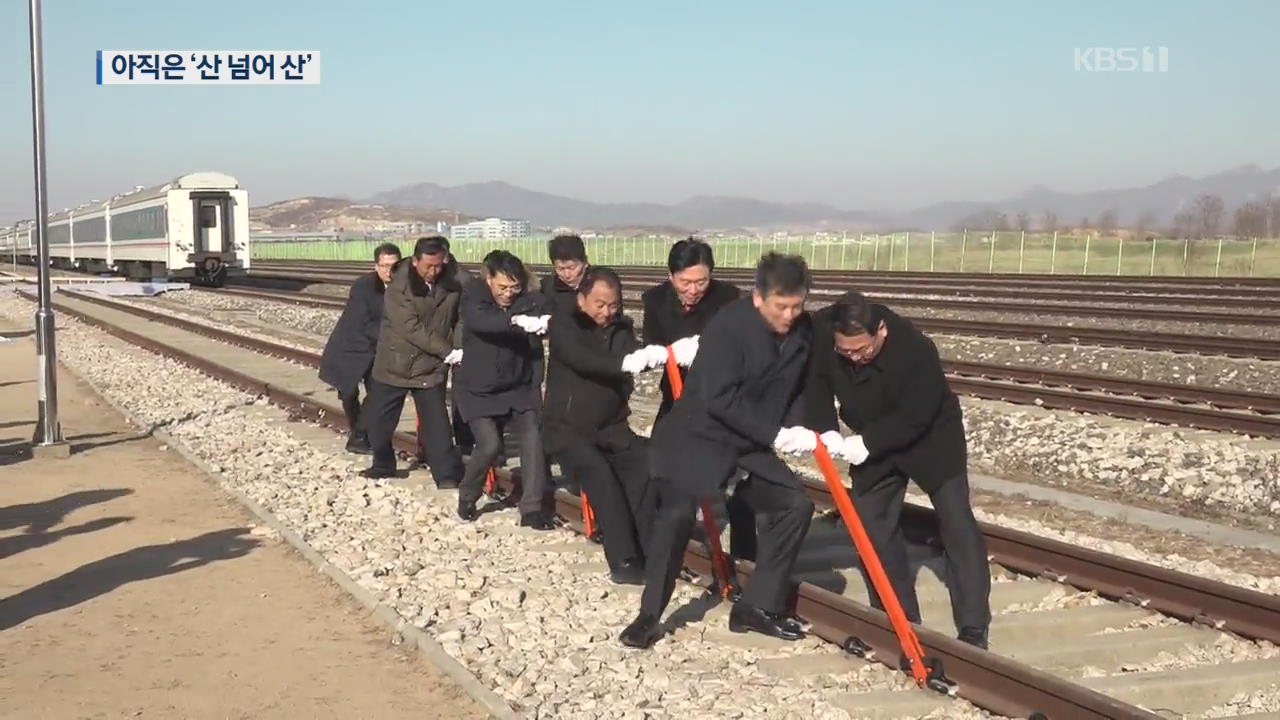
[
  {"x1": 365, "y1": 379, "x2": 463, "y2": 485},
  {"x1": 640, "y1": 473, "x2": 813, "y2": 618},
  {"x1": 338, "y1": 386, "x2": 366, "y2": 437},
  {"x1": 459, "y1": 409, "x2": 546, "y2": 516},
  {"x1": 850, "y1": 471, "x2": 991, "y2": 636},
  {"x1": 557, "y1": 440, "x2": 655, "y2": 570}
]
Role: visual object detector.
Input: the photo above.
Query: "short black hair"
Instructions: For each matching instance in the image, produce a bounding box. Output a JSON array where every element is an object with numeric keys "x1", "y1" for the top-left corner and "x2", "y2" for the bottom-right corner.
[
  {"x1": 373, "y1": 242, "x2": 402, "y2": 261},
  {"x1": 413, "y1": 236, "x2": 449, "y2": 258},
  {"x1": 667, "y1": 237, "x2": 715, "y2": 274},
  {"x1": 482, "y1": 249, "x2": 527, "y2": 284},
  {"x1": 578, "y1": 265, "x2": 622, "y2": 297},
  {"x1": 828, "y1": 291, "x2": 883, "y2": 336},
  {"x1": 548, "y1": 234, "x2": 587, "y2": 263},
  {"x1": 754, "y1": 252, "x2": 810, "y2": 298}
]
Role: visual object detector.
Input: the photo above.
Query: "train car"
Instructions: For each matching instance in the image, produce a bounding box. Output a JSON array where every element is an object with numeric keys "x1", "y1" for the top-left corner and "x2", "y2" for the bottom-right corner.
[{"x1": 0, "y1": 171, "x2": 249, "y2": 286}]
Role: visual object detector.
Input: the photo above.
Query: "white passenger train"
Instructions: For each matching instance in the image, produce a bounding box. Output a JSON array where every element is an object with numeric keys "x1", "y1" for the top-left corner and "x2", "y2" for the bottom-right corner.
[{"x1": 0, "y1": 171, "x2": 249, "y2": 286}]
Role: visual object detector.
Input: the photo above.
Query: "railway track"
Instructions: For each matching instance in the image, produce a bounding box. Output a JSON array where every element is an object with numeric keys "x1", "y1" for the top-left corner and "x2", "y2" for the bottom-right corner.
[
  {"x1": 247, "y1": 259, "x2": 1280, "y2": 306},
  {"x1": 219, "y1": 282, "x2": 1280, "y2": 360},
  {"x1": 17, "y1": 286, "x2": 1280, "y2": 720},
  {"x1": 199, "y1": 286, "x2": 1280, "y2": 430}
]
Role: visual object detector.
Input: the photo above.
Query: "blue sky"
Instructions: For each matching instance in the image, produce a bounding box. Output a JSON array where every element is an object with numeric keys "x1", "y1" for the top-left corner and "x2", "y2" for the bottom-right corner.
[{"x1": 1, "y1": 0, "x2": 1277, "y2": 223}]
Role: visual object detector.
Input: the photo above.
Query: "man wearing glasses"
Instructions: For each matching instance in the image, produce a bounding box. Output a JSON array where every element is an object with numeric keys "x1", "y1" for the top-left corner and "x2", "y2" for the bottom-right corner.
[
  {"x1": 454, "y1": 250, "x2": 555, "y2": 529},
  {"x1": 804, "y1": 291, "x2": 992, "y2": 650},
  {"x1": 319, "y1": 243, "x2": 402, "y2": 454}
]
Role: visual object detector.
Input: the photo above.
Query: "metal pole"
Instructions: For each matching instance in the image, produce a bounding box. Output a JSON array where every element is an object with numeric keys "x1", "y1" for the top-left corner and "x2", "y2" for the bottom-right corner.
[
  {"x1": 1250, "y1": 236, "x2": 1258, "y2": 277},
  {"x1": 1183, "y1": 237, "x2": 1190, "y2": 276},
  {"x1": 960, "y1": 229, "x2": 967, "y2": 272},
  {"x1": 929, "y1": 231, "x2": 935, "y2": 272},
  {"x1": 1018, "y1": 230, "x2": 1025, "y2": 273},
  {"x1": 839, "y1": 232, "x2": 847, "y2": 269},
  {"x1": 888, "y1": 233, "x2": 896, "y2": 271},
  {"x1": 903, "y1": 232, "x2": 910, "y2": 271},
  {"x1": 1214, "y1": 236, "x2": 1224, "y2": 277},
  {"x1": 987, "y1": 231, "x2": 996, "y2": 273},
  {"x1": 27, "y1": 0, "x2": 63, "y2": 448},
  {"x1": 1149, "y1": 237, "x2": 1158, "y2": 276},
  {"x1": 1050, "y1": 230, "x2": 1058, "y2": 273},
  {"x1": 856, "y1": 233, "x2": 864, "y2": 269},
  {"x1": 1116, "y1": 235, "x2": 1124, "y2": 275}
]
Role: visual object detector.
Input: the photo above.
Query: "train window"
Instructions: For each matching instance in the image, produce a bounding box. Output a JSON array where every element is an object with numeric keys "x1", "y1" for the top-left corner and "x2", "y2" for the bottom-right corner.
[{"x1": 200, "y1": 204, "x2": 218, "y2": 228}]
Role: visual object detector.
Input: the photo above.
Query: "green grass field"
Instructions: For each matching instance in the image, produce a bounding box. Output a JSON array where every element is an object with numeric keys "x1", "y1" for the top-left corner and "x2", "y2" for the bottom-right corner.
[{"x1": 250, "y1": 232, "x2": 1280, "y2": 278}]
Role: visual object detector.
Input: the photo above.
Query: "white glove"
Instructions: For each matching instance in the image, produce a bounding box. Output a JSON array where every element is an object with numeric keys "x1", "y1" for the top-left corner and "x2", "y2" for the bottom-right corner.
[
  {"x1": 839, "y1": 434, "x2": 870, "y2": 465},
  {"x1": 533, "y1": 314, "x2": 551, "y2": 335},
  {"x1": 444, "y1": 348, "x2": 463, "y2": 365},
  {"x1": 511, "y1": 314, "x2": 542, "y2": 333},
  {"x1": 819, "y1": 431, "x2": 843, "y2": 453},
  {"x1": 621, "y1": 348, "x2": 650, "y2": 374},
  {"x1": 772, "y1": 426, "x2": 817, "y2": 456},
  {"x1": 671, "y1": 335, "x2": 699, "y2": 367},
  {"x1": 641, "y1": 344, "x2": 668, "y2": 369}
]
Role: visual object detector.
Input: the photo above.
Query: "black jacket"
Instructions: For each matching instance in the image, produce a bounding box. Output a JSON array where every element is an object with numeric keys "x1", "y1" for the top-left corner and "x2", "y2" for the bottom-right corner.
[
  {"x1": 540, "y1": 271, "x2": 584, "y2": 317},
  {"x1": 319, "y1": 272, "x2": 386, "y2": 395},
  {"x1": 543, "y1": 308, "x2": 642, "y2": 455},
  {"x1": 649, "y1": 297, "x2": 812, "y2": 497},
  {"x1": 804, "y1": 300, "x2": 966, "y2": 492},
  {"x1": 641, "y1": 278, "x2": 741, "y2": 419},
  {"x1": 452, "y1": 277, "x2": 550, "y2": 422}
]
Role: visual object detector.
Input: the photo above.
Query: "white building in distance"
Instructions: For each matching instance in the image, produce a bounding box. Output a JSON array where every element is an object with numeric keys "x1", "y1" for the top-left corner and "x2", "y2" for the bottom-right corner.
[{"x1": 450, "y1": 217, "x2": 532, "y2": 239}]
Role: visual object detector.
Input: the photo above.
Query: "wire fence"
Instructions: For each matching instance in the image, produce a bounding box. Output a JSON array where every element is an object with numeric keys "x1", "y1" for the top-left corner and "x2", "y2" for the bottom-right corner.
[{"x1": 249, "y1": 231, "x2": 1280, "y2": 277}]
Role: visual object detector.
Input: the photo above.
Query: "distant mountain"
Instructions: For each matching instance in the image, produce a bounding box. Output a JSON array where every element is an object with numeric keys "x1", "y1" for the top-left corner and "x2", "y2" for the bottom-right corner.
[
  {"x1": 313, "y1": 165, "x2": 1280, "y2": 233},
  {"x1": 907, "y1": 165, "x2": 1280, "y2": 228},
  {"x1": 251, "y1": 196, "x2": 472, "y2": 232},
  {"x1": 368, "y1": 181, "x2": 883, "y2": 231}
]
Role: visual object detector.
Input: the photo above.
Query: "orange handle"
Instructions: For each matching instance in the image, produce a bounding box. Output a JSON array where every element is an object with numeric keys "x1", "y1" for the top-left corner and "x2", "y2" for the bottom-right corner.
[
  {"x1": 813, "y1": 436, "x2": 928, "y2": 686},
  {"x1": 582, "y1": 490, "x2": 596, "y2": 537},
  {"x1": 666, "y1": 346, "x2": 734, "y2": 598},
  {"x1": 484, "y1": 466, "x2": 497, "y2": 495}
]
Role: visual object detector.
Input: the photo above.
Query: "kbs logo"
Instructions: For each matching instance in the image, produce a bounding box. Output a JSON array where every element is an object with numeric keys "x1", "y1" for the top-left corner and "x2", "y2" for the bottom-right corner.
[{"x1": 1073, "y1": 46, "x2": 1169, "y2": 72}]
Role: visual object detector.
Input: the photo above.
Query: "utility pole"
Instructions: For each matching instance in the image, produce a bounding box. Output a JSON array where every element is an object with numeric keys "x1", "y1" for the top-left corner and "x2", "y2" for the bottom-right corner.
[{"x1": 28, "y1": 0, "x2": 64, "y2": 452}]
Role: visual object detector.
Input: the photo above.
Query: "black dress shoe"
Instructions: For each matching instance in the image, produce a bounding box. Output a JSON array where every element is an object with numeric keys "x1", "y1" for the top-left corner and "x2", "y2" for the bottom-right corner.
[
  {"x1": 457, "y1": 502, "x2": 479, "y2": 522},
  {"x1": 619, "y1": 613, "x2": 661, "y2": 649},
  {"x1": 345, "y1": 434, "x2": 372, "y2": 455},
  {"x1": 609, "y1": 559, "x2": 646, "y2": 586},
  {"x1": 359, "y1": 466, "x2": 397, "y2": 480},
  {"x1": 519, "y1": 512, "x2": 555, "y2": 530},
  {"x1": 957, "y1": 628, "x2": 989, "y2": 650},
  {"x1": 728, "y1": 602, "x2": 804, "y2": 641}
]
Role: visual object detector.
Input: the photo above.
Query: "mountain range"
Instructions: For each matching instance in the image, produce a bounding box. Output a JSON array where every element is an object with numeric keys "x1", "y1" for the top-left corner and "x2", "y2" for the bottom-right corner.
[{"x1": 363, "y1": 165, "x2": 1280, "y2": 232}]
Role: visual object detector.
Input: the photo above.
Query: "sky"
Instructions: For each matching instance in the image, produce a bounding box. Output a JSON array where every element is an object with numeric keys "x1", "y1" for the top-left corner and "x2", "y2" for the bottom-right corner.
[{"x1": 1, "y1": 0, "x2": 1278, "y2": 223}]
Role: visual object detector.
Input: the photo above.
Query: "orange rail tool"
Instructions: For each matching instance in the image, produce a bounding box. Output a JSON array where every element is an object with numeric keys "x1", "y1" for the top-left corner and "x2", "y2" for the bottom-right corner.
[
  {"x1": 812, "y1": 436, "x2": 934, "y2": 687},
  {"x1": 581, "y1": 490, "x2": 597, "y2": 538},
  {"x1": 666, "y1": 348, "x2": 738, "y2": 600},
  {"x1": 484, "y1": 466, "x2": 497, "y2": 496}
]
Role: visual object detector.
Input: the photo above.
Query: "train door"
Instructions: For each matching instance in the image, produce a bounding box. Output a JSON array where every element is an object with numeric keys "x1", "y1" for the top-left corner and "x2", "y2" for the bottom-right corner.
[
  {"x1": 190, "y1": 192, "x2": 231, "y2": 285},
  {"x1": 191, "y1": 194, "x2": 230, "y2": 253}
]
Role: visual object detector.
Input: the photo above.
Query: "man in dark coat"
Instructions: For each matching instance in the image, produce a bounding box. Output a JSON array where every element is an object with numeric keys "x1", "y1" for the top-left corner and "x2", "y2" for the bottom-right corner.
[
  {"x1": 362, "y1": 236, "x2": 465, "y2": 487},
  {"x1": 545, "y1": 266, "x2": 659, "y2": 585},
  {"x1": 804, "y1": 290, "x2": 992, "y2": 649},
  {"x1": 620, "y1": 252, "x2": 820, "y2": 649},
  {"x1": 319, "y1": 242, "x2": 401, "y2": 453},
  {"x1": 641, "y1": 238, "x2": 741, "y2": 419},
  {"x1": 454, "y1": 250, "x2": 555, "y2": 529},
  {"x1": 640, "y1": 238, "x2": 754, "y2": 560},
  {"x1": 540, "y1": 233, "x2": 589, "y2": 317}
]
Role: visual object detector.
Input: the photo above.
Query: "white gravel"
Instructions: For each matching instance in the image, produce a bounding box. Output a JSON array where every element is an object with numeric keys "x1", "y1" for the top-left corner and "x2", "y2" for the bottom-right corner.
[
  {"x1": 1199, "y1": 683, "x2": 1280, "y2": 718},
  {"x1": 960, "y1": 398, "x2": 1280, "y2": 522},
  {"x1": 901, "y1": 304, "x2": 1280, "y2": 340},
  {"x1": 934, "y1": 334, "x2": 1280, "y2": 396}
]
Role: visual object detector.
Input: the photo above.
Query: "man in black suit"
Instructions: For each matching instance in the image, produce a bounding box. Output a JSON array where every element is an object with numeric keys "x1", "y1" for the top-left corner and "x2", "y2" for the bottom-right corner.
[
  {"x1": 544, "y1": 266, "x2": 659, "y2": 585},
  {"x1": 640, "y1": 238, "x2": 755, "y2": 560},
  {"x1": 620, "y1": 252, "x2": 820, "y2": 649},
  {"x1": 540, "y1": 234, "x2": 590, "y2": 317},
  {"x1": 805, "y1": 291, "x2": 992, "y2": 649},
  {"x1": 318, "y1": 242, "x2": 401, "y2": 454}
]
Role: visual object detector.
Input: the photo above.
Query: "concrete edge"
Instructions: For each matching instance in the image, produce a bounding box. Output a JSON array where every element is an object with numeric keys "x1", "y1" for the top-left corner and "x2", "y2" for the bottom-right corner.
[{"x1": 51, "y1": 352, "x2": 518, "y2": 720}]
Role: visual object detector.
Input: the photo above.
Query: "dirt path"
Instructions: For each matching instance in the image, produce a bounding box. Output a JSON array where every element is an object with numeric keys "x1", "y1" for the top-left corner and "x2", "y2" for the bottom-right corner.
[{"x1": 0, "y1": 323, "x2": 487, "y2": 719}]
